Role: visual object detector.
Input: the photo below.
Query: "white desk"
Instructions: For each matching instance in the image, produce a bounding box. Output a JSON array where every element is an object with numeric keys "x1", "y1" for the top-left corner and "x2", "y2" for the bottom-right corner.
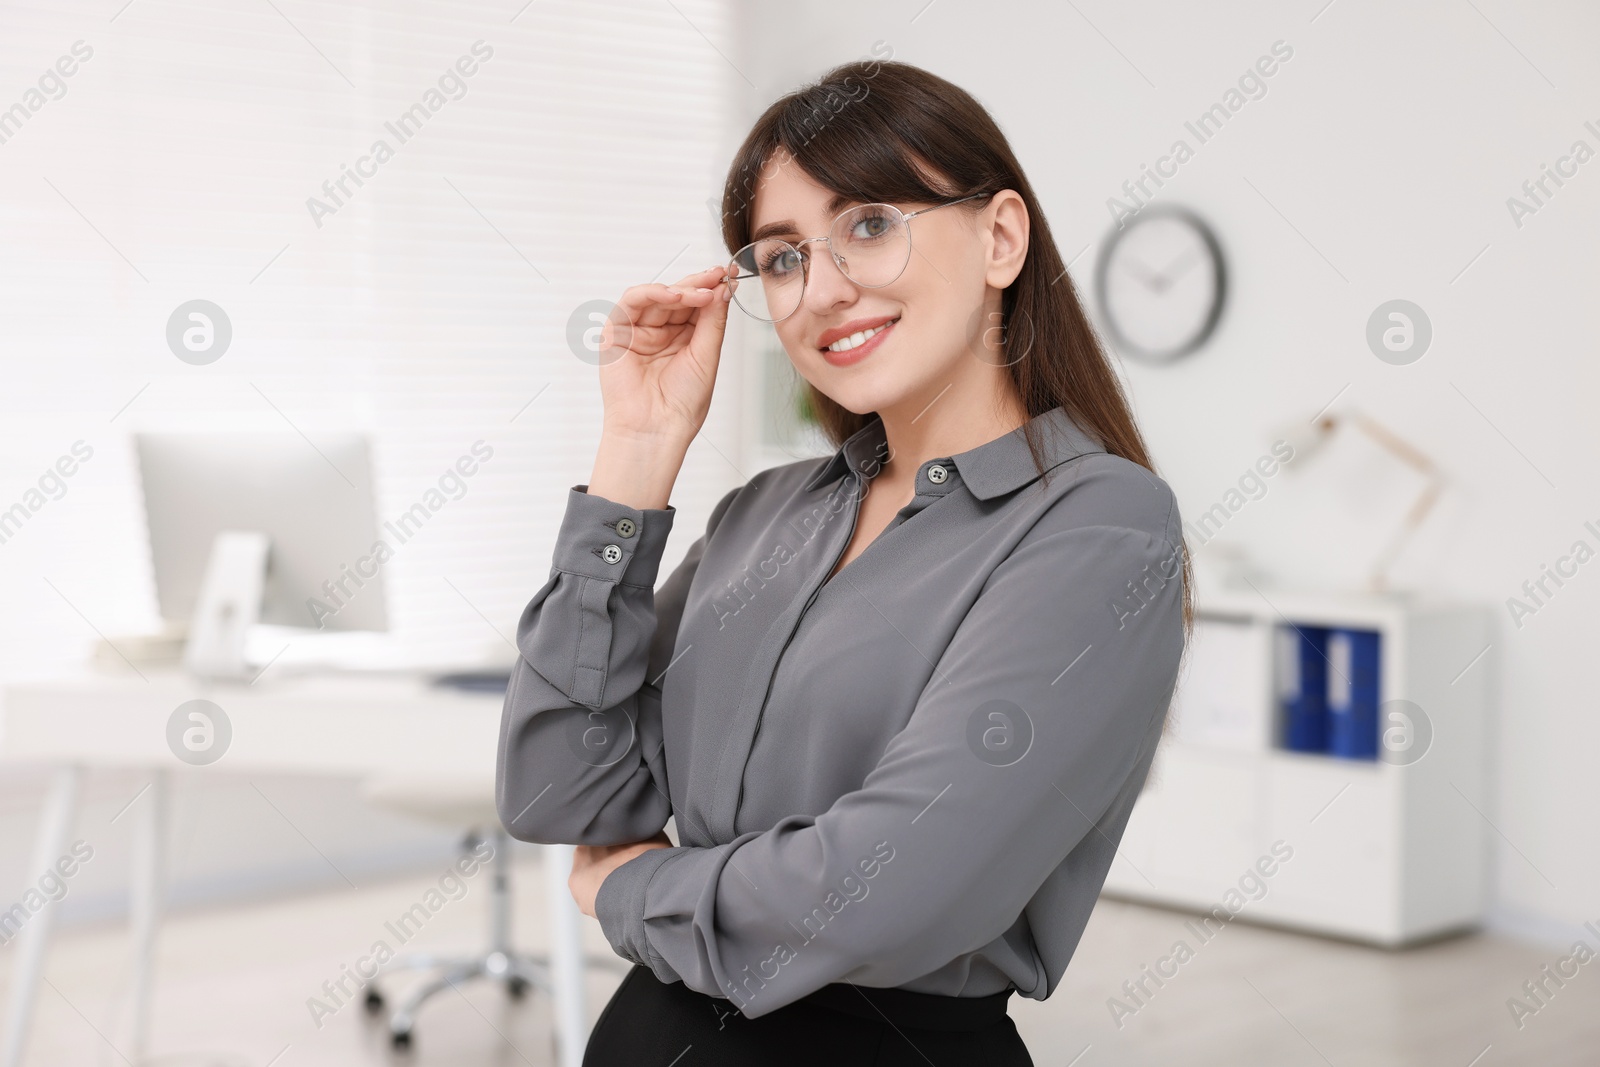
[{"x1": 0, "y1": 666, "x2": 591, "y2": 1067}]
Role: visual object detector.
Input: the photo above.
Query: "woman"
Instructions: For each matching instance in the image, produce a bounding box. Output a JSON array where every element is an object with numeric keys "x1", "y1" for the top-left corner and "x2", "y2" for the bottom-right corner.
[{"x1": 498, "y1": 59, "x2": 1192, "y2": 1066}]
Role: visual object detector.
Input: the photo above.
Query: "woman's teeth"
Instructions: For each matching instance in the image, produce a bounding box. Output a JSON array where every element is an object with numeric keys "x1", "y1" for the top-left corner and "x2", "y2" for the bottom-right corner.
[{"x1": 826, "y1": 318, "x2": 897, "y2": 353}]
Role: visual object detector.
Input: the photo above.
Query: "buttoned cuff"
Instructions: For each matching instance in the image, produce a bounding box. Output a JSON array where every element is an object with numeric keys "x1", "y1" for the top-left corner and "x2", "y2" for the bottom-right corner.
[
  {"x1": 594, "y1": 845, "x2": 691, "y2": 976},
  {"x1": 553, "y1": 485, "x2": 676, "y2": 589}
]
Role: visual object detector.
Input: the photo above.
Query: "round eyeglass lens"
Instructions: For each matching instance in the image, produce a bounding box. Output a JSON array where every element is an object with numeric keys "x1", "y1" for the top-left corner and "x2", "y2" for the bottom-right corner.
[
  {"x1": 727, "y1": 239, "x2": 806, "y2": 322},
  {"x1": 830, "y1": 204, "x2": 911, "y2": 287}
]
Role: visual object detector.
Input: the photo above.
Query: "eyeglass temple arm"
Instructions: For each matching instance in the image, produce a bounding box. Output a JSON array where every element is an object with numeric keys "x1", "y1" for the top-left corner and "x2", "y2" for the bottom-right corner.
[{"x1": 902, "y1": 191, "x2": 991, "y2": 221}]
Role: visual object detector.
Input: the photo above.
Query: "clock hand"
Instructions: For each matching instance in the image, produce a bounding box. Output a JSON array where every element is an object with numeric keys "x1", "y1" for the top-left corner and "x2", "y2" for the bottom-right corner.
[
  {"x1": 1120, "y1": 258, "x2": 1166, "y2": 292},
  {"x1": 1150, "y1": 247, "x2": 1203, "y2": 291}
]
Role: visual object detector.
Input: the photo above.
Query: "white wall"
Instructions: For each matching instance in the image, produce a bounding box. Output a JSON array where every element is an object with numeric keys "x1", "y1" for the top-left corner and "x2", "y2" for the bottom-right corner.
[{"x1": 736, "y1": 0, "x2": 1600, "y2": 944}]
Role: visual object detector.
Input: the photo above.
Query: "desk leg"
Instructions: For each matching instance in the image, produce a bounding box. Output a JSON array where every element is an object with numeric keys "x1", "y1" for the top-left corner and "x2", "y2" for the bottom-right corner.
[
  {"x1": 542, "y1": 844, "x2": 586, "y2": 1067},
  {"x1": 128, "y1": 770, "x2": 168, "y2": 1063},
  {"x1": 1, "y1": 765, "x2": 84, "y2": 1067}
]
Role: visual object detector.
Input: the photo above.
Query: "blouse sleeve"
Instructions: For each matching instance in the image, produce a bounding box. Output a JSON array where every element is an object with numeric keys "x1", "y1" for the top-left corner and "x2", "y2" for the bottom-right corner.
[
  {"x1": 495, "y1": 483, "x2": 738, "y2": 845},
  {"x1": 591, "y1": 514, "x2": 1186, "y2": 1017}
]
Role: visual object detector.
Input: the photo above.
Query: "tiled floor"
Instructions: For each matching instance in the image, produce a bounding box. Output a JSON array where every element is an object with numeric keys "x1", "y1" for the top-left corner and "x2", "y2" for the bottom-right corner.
[{"x1": 4, "y1": 851, "x2": 1597, "y2": 1066}]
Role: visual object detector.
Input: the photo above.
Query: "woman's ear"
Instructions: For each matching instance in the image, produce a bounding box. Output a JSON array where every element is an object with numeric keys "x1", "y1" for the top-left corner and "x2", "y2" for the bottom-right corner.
[{"x1": 983, "y1": 190, "x2": 1029, "y2": 289}]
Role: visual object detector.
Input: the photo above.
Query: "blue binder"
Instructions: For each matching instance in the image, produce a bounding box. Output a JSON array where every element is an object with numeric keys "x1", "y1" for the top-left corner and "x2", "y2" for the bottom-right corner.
[
  {"x1": 1278, "y1": 625, "x2": 1329, "y2": 753},
  {"x1": 1327, "y1": 628, "x2": 1381, "y2": 759}
]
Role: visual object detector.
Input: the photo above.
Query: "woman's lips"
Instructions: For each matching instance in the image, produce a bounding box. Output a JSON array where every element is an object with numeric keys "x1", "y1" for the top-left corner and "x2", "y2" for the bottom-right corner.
[{"x1": 821, "y1": 318, "x2": 897, "y2": 367}]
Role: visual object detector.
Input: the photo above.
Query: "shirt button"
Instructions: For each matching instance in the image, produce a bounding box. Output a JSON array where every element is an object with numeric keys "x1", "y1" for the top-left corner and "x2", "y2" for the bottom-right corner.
[
  {"x1": 926, "y1": 463, "x2": 949, "y2": 484},
  {"x1": 601, "y1": 544, "x2": 623, "y2": 565},
  {"x1": 614, "y1": 517, "x2": 637, "y2": 538}
]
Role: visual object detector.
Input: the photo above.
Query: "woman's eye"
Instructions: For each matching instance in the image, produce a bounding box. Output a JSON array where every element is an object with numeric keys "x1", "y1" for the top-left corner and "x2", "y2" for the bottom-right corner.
[
  {"x1": 852, "y1": 215, "x2": 891, "y2": 239},
  {"x1": 762, "y1": 249, "x2": 800, "y2": 275}
]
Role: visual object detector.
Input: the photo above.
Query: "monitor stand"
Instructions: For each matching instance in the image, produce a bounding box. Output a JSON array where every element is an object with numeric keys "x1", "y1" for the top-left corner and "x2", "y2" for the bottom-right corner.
[{"x1": 182, "y1": 530, "x2": 270, "y2": 681}]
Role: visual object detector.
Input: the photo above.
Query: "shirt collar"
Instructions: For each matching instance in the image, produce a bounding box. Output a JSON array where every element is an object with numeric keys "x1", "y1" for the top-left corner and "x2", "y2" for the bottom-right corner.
[
  {"x1": 801, "y1": 413, "x2": 894, "y2": 492},
  {"x1": 802, "y1": 405, "x2": 1106, "y2": 501}
]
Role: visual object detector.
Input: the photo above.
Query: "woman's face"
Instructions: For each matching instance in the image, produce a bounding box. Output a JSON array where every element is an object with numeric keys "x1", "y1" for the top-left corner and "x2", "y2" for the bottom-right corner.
[{"x1": 742, "y1": 153, "x2": 1025, "y2": 421}]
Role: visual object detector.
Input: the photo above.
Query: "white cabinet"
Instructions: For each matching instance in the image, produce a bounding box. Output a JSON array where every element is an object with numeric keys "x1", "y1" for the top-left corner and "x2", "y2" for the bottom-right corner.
[{"x1": 1101, "y1": 589, "x2": 1493, "y2": 946}]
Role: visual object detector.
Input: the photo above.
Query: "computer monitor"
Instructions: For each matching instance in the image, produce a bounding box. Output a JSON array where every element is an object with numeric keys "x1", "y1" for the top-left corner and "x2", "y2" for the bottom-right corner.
[{"x1": 135, "y1": 432, "x2": 390, "y2": 645}]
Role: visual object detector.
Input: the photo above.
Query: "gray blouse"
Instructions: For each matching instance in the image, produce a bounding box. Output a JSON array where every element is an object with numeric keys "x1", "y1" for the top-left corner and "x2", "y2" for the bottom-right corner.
[{"x1": 497, "y1": 404, "x2": 1187, "y2": 1019}]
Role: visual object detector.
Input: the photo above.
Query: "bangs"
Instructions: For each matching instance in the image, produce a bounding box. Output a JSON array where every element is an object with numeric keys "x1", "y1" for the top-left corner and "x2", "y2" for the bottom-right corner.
[{"x1": 722, "y1": 65, "x2": 976, "y2": 254}]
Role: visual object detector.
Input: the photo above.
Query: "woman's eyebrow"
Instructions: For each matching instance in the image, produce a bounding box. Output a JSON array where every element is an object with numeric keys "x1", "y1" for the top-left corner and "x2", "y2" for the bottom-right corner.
[
  {"x1": 749, "y1": 219, "x2": 800, "y2": 243},
  {"x1": 748, "y1": 194, "x2": 860, "y2": 244}
]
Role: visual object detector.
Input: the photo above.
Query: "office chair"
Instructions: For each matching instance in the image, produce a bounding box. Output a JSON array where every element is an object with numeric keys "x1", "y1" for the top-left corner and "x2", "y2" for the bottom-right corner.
[{"x1": 358, "y1": 774, "x2": 628, "y2": 1051}]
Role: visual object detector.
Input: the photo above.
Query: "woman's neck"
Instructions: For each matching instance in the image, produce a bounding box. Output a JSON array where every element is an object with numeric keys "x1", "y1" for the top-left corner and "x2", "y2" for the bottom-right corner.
[{"x1": 872, "y1": 383, "x2": 1031, "y2": 486}]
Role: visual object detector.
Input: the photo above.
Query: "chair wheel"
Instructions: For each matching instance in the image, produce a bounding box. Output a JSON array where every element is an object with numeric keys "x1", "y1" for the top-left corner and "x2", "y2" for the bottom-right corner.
[
  {"x1": 507, "y1": 976, "x2": 530, "y2": 1000},
  {"x1": 391, "y1": 1028, "x2": 412, "y2": 1050},
  {"x1": 363, "y1": 989, "x2": 384, "y2": 1014}
]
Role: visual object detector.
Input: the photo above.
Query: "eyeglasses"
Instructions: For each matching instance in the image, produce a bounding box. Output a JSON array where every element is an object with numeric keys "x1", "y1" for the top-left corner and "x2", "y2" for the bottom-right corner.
[{"x1": 723, "y1": 192, "x2": 991, "y2": 323}]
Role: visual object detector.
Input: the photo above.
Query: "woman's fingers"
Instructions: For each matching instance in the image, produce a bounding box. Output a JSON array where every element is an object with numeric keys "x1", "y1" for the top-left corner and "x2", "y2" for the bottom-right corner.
[
  {"x1": 661, "y1": 267, "x2": 731, "y2": 328},
  {"x1": 604, "y1": 284, "x2": 681, "y2": 352},
  {"x1": 668, "y1": 264, "x2": 731, "y2": 291},
  {"x1": 614, "y1": 282, "x2": 683, "y2": 319},
  {"x1": 613, "y1": 277, "x2": 717, "y2": 328},
  {"x1": 687, "y1": 280, "x2": 730, "y2": 357},
  {"x1": 603, "y1": 265, "x2": 730, "y2": 354},
  {"x1": 617, "y1": 267, "x2": 724, "y2": 315}
]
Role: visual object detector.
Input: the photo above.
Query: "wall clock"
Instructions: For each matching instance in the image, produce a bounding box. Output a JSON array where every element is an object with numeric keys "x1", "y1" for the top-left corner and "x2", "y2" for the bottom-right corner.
[{"x1": 1094, "y1": 204, "x2": 1226, "y2": 364}]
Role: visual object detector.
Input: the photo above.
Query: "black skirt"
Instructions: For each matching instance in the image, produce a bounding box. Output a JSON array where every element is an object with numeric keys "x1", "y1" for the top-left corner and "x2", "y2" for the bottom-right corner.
[{"x1": 582, "y1": 964, "x2": 1035, "y2": 1066}]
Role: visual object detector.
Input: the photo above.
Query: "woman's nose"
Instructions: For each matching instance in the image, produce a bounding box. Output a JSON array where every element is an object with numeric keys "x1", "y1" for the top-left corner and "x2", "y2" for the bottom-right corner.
[{"x1": 802, "y1": 242, "x2": 859, "y2": 311}]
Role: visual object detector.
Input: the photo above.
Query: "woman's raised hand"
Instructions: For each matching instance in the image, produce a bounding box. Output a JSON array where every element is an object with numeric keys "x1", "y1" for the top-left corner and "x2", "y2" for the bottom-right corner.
[
  {"x1": 583, "y1": 264, "x2": 731, "y2": 510},
  {"x1": 597, "y1": 264, "x2": 732, "y2": 446}
]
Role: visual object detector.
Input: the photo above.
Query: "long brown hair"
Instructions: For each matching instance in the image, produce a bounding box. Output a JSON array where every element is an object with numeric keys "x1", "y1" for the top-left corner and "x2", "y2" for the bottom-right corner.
[{"x1": 719, "y1": 59, "x2": 1194, "y2": 641}]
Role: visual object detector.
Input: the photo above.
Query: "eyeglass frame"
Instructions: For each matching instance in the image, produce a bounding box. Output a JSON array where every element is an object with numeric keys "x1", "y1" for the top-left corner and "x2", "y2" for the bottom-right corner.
[{"x1": 722, "y1": 191, "x2": 994, "y2": 322}]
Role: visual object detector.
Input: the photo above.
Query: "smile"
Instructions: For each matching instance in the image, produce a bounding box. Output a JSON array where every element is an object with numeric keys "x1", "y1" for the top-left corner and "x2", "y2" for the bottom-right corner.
[{"x1": 825, "y1": 317, "x2": 898, "y2": 353}]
